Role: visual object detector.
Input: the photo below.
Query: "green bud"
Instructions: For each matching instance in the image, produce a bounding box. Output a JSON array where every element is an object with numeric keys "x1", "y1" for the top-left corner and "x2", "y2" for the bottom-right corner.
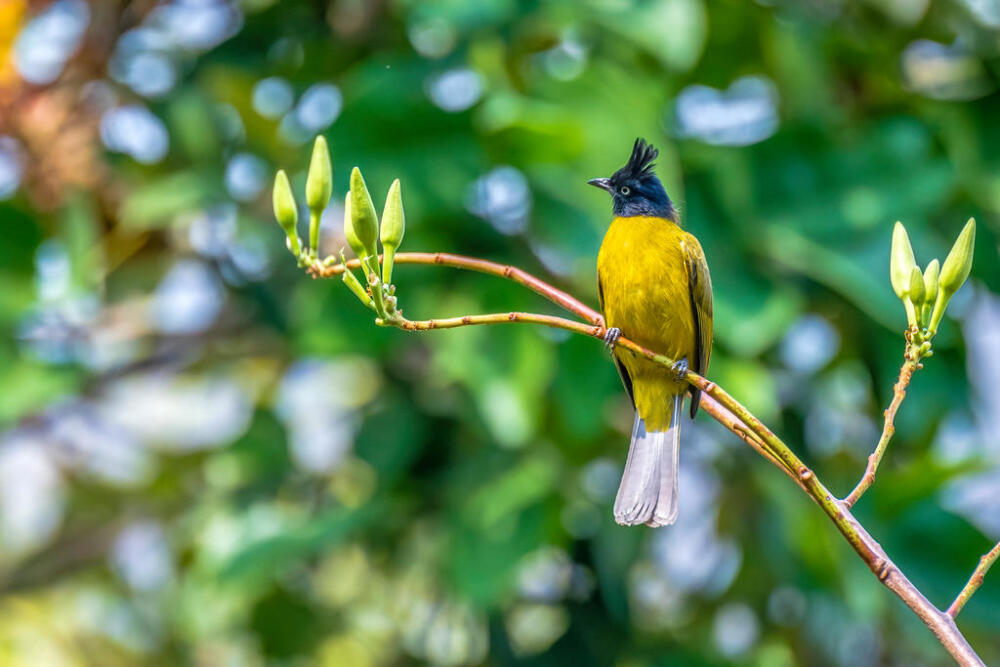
[
  {"x1": 939, "y1": 218, "x2": 975, "y2": 295},
  {"x1": 889, "y1": 221, "x2": 916, "y2": 301},
  {"x1": 272, "y1": 169, "x2": 301, "y2": 256},
  {"x1": 922, "y1": 259, "x2": 939, "y2": 306},
  {"x1": 349, "y1": 167, "x2": 380, "y2": 259},
  {"x1": 305, "y1": 136, "x2": 332, "y2": 256},
  {"x1": 928, "y1": 219, "x2": 976, "y2": 335},
  {"x1": 305, "y1": 136, "x2": 333, "y2": 211},
  {"x1": 343, "y1": 192, "x2": 367, "y2": 260},
  {"x1": 908, "y1": 265, "x2": 925, "y2": 307},
  {"x1": 273, "y1": 170, "x2": 297, "y2": 232},
  {"x1": 380, "y1": 179, "x2": 405, "y2": 248},
  {"x1": 380, "y1": 179, "x2": 404, "y2": 284}
]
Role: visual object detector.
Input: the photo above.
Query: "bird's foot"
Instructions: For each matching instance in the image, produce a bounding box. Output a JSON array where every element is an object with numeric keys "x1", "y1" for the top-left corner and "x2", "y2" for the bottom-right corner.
[
  {"x1": 671, "y1": 357, "x2": 689, "y2": 381},
  {"x1": 603, "y1": 327, "x2": 621, "y2": 353}
]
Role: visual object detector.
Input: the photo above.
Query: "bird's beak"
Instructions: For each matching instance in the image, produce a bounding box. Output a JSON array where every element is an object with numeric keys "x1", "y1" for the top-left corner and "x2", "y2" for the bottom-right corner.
[{"x1": 588, "y1": 177, "x2": 613, "y2": 193}]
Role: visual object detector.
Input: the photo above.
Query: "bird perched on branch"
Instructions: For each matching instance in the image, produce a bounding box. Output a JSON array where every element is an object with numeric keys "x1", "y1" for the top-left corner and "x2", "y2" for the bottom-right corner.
[{"x1": 590, "y1": 138, "x2": 713, "y2": 527}]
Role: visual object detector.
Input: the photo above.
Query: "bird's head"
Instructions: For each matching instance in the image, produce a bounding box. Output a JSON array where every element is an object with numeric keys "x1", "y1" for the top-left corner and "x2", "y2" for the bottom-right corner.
[{"x1": 589, "y1": 138, "x2": 675, "y2": 220}]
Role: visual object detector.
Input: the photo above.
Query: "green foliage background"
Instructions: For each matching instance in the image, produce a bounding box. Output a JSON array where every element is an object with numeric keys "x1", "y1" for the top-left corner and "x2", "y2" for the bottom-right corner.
[{"x1": 1, "y1": 0, "x2": 999, "y2": 665}]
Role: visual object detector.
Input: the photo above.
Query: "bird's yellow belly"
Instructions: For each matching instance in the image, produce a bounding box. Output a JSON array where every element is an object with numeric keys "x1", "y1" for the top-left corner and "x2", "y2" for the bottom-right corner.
[{"x1": 598, "y1": 216, "x2": 695, "y2": 430}]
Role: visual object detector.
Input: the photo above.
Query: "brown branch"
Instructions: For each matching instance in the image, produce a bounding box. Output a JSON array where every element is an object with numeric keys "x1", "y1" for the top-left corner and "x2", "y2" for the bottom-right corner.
[
  {"x1": 389, "y1": 311, "x2": 602, "y2": 335},
  {"x1": 948, "y1": 541, "x2": 1000, "y2": 619},
  {"x1": 312, "y1": 252, "x2": 985, "y2": 666},
  {"x1": 310, "y1": 252, "x2": 603, "y2": 325},
  {"x1": 844, "y1": 340, "x2": 921, "y2": 507}
]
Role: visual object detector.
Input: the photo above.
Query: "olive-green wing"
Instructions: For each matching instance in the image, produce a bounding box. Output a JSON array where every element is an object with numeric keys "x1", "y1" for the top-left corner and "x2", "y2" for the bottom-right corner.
[
  {"x1": 598, "y1": 276, "x2": 634, "y2": 408},
  {"x1": 682, "y1": 235, "x2": 713, "y2": 418}
]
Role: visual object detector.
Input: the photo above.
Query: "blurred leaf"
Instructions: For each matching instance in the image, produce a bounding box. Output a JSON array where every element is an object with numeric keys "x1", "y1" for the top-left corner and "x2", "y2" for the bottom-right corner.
[
  {"x1": 462, "y1": 450, "x2": 560, "y2": 531},
  {"x1": 0, "y1": 361, "x2": 78, "y2": 424},
  {"x1": 119, "y1": 171, "x2": 220, "y2": 229},
  {"x1": 219, "y1": 503, "x2": 383, "y2": 586}
]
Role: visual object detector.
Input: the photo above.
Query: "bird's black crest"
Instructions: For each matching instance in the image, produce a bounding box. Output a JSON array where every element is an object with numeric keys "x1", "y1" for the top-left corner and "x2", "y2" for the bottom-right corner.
[
  {"x1": 589, "y1": 137, "x2": 674, "y2": 219},
  {"x1": 615, "y1": 138, "x2": 658, "y2": 181}
]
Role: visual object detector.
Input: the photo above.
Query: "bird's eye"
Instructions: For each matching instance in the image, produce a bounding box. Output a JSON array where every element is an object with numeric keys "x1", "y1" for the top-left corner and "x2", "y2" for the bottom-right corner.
[{"x1": 619, "y1": 186, "x2": 631, "y2": 195}]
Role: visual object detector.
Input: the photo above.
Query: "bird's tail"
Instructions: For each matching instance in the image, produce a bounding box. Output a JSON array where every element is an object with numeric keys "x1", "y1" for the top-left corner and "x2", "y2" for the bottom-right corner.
[{"x1": 613, "y1": 394, "x2": 682, "y2": 527}]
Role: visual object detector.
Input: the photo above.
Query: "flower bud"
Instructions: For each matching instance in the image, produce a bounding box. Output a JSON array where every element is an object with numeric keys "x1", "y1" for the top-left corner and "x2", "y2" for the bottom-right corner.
[
  {"x1": 272, "y1": 169, "x2": 301, "y2": 256},
  {"x1": 928, "y1": 219, "x2": 977, "y2": 336},
  {"x1": 305, "y1": 136, "x2": 333, "y2": 212},
  {"x1": 343, "y1": 192, "x2": 367, "y2": 260},
  {"x1": 305, "y1": 136, "x2": 333, "y2": 255},
  {"x1": 380, "y1": 179, "x2": 404, "y2": 284},
  {"x1": 890, "y1": 221, "x2": 916, "y2": 301},
  {"x1": 922, "y1": 259, "x2": 939, "y2": 306},
  {"x1": 939, "y1": 218, "x2": 975, "y2": 295},
  {"x1": 908, "y1": 265, "x2": 924, "y2": 309},
  {"x1": 349, "y1": 167, "x2": 380, "y2": 259}
]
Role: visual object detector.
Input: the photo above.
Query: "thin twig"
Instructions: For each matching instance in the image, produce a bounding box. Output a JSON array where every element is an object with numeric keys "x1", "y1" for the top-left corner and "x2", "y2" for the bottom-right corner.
[
  {"x1": 844, "y1": 342, "x2": 921, "y2": 507},
  {"x1": 948, "y1": 541, "x2": 1000, "y2": 619},
  {"x1": 389, "y1": 311, "x2": 602, "y2": 335},
  {"x1": 311, "y1": 252, "x2": 604, "y2": 325},
  {"x1": 312, "y1": 253, "x2": 985, "y2": 666}
]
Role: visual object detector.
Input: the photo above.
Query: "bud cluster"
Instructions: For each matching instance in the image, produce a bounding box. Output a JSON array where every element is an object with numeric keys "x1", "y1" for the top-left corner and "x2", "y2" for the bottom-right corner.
[
  {"x1": 890, "y1": 218, "x2": 975, "y2": 352},
  {"x1": 271, "y1": 136, "x2": 407, "y2": 323}
]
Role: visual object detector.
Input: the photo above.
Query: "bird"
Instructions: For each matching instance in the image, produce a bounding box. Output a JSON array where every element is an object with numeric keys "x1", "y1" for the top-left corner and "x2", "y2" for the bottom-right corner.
[{"x1": 589, "y1": 138, "x2": 713, "y2": 527}]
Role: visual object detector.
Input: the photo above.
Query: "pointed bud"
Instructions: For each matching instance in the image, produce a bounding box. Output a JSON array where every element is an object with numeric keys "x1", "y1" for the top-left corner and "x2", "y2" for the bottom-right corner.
[
  {"x1": 343, "y1": 192, "x2": 367, "y2": 260},
  {"x1": 272, "y1": 170, "x2": 301, "y2": 256},
  {"x1": 305, "y1": 136, "x2": 332, "y2": 256},
  {"x1": 939, "y1": 218, "x2": 975, "y2": 295},
  {"x1": 349, "y1": 167, "x2": 380, "y2": 259},
  {"x1": 908, "y1": 265, "x2": 925, "y2": 307},
  {"x1": 380, "y1": 179, "x2": 405, "y2": 248},
  {"x1": 380, "y1": 179, "x2": 405, "y2": 284},
  {"x1": 305, "y1": 136, "x2": 333, "y2": 212},
  {"x1": 273, "y1": 170, "x2": 297, "y2": 233},
  {"x1": 890, "y1": 221, "x2": 916, "y2": 301},
  {"x1": 928, "y1": 220, "x2": 976, "y2": 336},
  {"x1": 923, "y1": 259, "x2": 939, "y2": 306}
]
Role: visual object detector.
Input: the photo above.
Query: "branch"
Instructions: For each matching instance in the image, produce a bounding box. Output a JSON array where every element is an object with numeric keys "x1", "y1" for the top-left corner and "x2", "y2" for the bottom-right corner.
[
  {"x1": 948, "y1": 541, "x2": 1000, "y2": 619},
  {"x1": 391, "y1": 311, "x2": 602, "y2": 335},
  {"x1": 844, "y1": 338, "x2": 922, "y2": 507},
  {"x1": 311, "y1": 252, "x2": 985, "y2": 666},
  {"x1": 310, "y1": 252, "x2": 604, "y2": 325}
]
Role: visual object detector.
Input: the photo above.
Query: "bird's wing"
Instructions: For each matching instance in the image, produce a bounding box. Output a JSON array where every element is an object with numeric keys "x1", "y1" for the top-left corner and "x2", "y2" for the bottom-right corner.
[
  {"x1": 599, "y1": 275, "x2": 635, "y2": 408},
  {"x1": 682, "y1": 234, "x2": 713, "y2": 418}
]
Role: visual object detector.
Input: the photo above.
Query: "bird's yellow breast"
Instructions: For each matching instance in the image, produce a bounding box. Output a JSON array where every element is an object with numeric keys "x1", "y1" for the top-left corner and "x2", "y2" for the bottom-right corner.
[{"x1": 598, "y1": 216, "x2": 696, "y2": 430}]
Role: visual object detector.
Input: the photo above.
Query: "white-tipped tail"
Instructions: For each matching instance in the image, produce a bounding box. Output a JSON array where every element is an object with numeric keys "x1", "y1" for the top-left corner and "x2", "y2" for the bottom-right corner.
[{"x1": 613, "y1": 394, "x2": 682, "y2": 527}]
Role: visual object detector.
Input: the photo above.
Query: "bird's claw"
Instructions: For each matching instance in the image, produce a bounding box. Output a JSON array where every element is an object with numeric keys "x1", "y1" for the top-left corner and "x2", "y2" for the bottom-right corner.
[
  {"x1": 671, "y1": 358, "x2": 689, "y2": 381},
  {"x1": 604, "y1": 327, "x2": 621, "y2": 353}
]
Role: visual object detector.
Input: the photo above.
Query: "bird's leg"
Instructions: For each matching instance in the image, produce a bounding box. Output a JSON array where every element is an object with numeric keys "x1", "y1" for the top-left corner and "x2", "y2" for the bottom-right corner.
[
  {"x1": 603, "y1": 327, "x2": 622, "y2": 354},
  {"x1": 671, "y1": 357, "x2": 689, "y2": 381}
]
